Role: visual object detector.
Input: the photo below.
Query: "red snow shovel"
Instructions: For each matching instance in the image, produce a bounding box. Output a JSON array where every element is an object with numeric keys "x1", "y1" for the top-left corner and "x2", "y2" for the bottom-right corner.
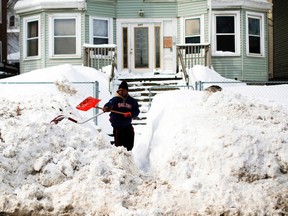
[
  {"x1": 76, "y1": 96, "x2": 127, "y2": 115},
  {"x1": 50, "y1": 96, "x2": 128, "y2": 125},
  {"x1": 50, "y1": 112, "x2": 105, "y2": 125},
  {"x1": 76, "y1": 96, "x2": 101, "y2": 111},
  {"x1": 50, "y1": 96, "x2": 103, "y2": 124}
]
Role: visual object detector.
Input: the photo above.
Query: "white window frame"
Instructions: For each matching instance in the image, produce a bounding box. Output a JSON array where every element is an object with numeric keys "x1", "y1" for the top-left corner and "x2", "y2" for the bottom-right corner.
[
  {"x1": 23, "y1": 15, "x2": 41, "y2": 60},
  {"x1": 183, "y1": 15, "x2": 204, "y2": 44},
  {"x1": 49, "y1": 13, "x2": 81, "y2": 58},
  {"x1": 246, "y1": 11, "x2": 265, "y2": 57},
  {"x1": 89, "y1": 16, "x2": 113, "y2": 45},
  {"x1": 212, "y1": 11, "x2": 240, "y2": 56}
]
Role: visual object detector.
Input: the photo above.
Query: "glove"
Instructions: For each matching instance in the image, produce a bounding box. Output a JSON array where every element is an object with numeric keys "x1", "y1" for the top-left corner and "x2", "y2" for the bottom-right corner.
[
  {"x1": 103, "y1": 106, "x2": 111, "y2": 112},
  {"x1": 123, "y1": 112, "x2": 132, "y2": 118}
]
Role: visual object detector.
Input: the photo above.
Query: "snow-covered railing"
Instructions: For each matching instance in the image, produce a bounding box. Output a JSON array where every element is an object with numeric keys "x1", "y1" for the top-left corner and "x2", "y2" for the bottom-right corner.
[
  {"x1": 176, "y1": 43, "x2": 211, "y2": 86},
  {"x1": 196, "y1": 81, "x2": 288, "y2": 91}
]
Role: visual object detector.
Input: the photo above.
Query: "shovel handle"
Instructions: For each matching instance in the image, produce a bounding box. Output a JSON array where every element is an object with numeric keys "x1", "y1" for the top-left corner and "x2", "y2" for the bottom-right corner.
[
  {"x1": 96, "y1": 107, "x2": 126, "y2": 115},
  {"x1": 67, "y1": 117, "x2": 78, "y2": 123}
]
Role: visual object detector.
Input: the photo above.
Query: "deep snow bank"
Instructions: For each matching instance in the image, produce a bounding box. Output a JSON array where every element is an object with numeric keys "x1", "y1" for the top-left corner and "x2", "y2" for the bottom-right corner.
[
  {"x1": 135, "y1": 90, "x2": 288, "y2": 215},
  {"x1": 1, "y1": 64, "x2": 288, "y2": 215}
]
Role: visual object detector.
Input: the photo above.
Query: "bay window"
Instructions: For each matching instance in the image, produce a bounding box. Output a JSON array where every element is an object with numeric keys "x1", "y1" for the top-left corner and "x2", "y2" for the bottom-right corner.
[
  {"x1": 24, "y1": 16, "x2": 40, "y2": 58},
  {"x1": 212, "y1": 11, "x2": 240, "y2": 56},
  {"x1": 49, "y1": 14, "x2": 81, "y2": 57},
  {"x1": 246, "y1": 12, "x2": 264, "y2": 56}
]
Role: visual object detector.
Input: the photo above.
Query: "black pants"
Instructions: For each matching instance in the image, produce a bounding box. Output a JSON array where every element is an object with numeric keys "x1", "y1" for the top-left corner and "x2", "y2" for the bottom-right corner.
[{"x1": 113, "y1": 125, "x2": 134, "y2": 151}]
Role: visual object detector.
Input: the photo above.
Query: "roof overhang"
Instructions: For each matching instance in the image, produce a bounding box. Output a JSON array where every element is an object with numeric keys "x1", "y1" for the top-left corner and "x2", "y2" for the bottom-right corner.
[
  {"x1": 14, "y1": 0, "x2": 86, "y2": 14},
  {"x1": 211, "y1": 0, "x2": 272, "y2": 12}
]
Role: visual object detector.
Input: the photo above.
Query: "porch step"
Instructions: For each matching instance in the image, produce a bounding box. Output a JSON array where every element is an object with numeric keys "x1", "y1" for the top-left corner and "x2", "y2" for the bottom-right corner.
[{"x1": 117, "y1": 75, "x2": 185, "y2": 126}]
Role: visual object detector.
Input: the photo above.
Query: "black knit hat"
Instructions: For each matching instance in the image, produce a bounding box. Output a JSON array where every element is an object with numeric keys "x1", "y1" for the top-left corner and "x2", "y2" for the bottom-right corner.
[{"x1": 118, "y1": 81, "x2": 128, "y2": 90}]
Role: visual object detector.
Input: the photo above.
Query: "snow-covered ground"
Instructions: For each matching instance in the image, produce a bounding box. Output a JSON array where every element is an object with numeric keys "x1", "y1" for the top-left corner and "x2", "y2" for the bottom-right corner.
[{"x1": 0, "y1": 64, "x2": 287, "y2": 215}]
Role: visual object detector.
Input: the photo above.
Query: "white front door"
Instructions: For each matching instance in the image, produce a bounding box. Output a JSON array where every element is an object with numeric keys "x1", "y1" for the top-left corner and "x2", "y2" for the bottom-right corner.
[{"x1": 120, "y1": 22, "x2": 161, "y2": 73}]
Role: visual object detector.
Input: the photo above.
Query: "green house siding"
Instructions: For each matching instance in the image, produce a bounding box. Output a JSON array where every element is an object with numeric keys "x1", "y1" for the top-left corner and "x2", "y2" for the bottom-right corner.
[
  {"x1": 19, "y1": 11, "x2": 85, "y2": 74},
  {"x1": 242, "y1": 11, "x2": 269, "y2": 81},
  {"x1": 211, "y1": 9, "x2": 243, "y2": 80},
  {"x1": 242, "y1": 58, "x2": 268, "y2": 80},
  {"x1": 242, "y1": 10, "x2": 268, "y2": 81},
  {"x1": 212, "y1": 9, "x2": 269, "y2": 81},
  {"x1": 19, "y1": 12, "x2": 45, "y2": 74},
  {"x1": 86, "y1": 1, "x2": 116, "y2": 18},
  {"x1": 44, "y1": 12, "x2": 85, "y2": 69},
  {"x1": 213, "y1": 58, "x2": 268, "y2": 82},
  {"x1": 85, "y1": 1, "x2": 116, "y2": 44},
  {"x1": 116, "y1": 0, "x2": 177, "y2": 19},
  {"x1": 177, "y1": 0, "x2": 207, "y2": 17},
  {"x1": 16, "y1": 0, "x2": 271, "y2": 79},
  {"x1": 176, "y1": 0, "x2": 209, "y2": 44},
  {"x1": 212, "y1": 57, "x2": 243, "y2": 80}
]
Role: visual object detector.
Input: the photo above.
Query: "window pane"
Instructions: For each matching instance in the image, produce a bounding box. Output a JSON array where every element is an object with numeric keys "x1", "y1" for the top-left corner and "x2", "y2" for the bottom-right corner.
[
  {"x1": 249, "y1": 17, "x2": 260, "y2": 36},
  {"x1": 249, "y1": 36, "x2": 260, "y2": 54},
  {"x1": 27, "y1": 39, "x2": 38, "y2": 56},
  {"x1": 155, "y1": 26, "x2": 160, "y2": 68},
  {"x1": 135, "y1": 27, "x2": 149, "y2": 68},
  {"x1": 54, "y1": 19, "x2": 76, "y2": 36},
  {"x1": 93, "y1": 38, "x2": 108, "y2": 44},
  {"x1": 28, "y1": 21, "x2": 38, "y2": 38},
  {"x1": 216, "y1": 16, "x2": 234, "y2": 33},
  {"x1": 123, "y1": 27, "x2": 128, "y2": 68},
  {"x1": 54, "y1": 38, "x2": 76, "y2": 54},
  {"x1": 185, "y1": 36, "x2": 200, "y2": 44},
  {"x1": 217, "y1": 35, "x2": 235, "y2": 52},
  {"x1": 10, "y1": 16, "x2": 15, "y2": 27},
  {"x1": 93, "y1": 19, "x2": 108, "y2": 37},
  {"x1": 27, "y1": 20, "x2": 38, "y2": 57},
  {"x1": 185, "y1": 19, "x2": 200, "y2": 36}
]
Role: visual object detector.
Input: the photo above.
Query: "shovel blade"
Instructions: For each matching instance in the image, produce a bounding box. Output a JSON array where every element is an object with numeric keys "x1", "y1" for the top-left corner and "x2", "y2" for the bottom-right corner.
[
  {"x1": 76, "y1": 96, "x2": 101, "y2": 111},
  {"x1": 50, "y1": 115, "x2": 65, "y2": 124}
]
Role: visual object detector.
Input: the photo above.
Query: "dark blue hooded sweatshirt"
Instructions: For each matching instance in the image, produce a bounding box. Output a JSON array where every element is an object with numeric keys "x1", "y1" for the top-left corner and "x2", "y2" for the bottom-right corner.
[{"x1": 104, "y1": 92, "x2": 140, "y2": 128}]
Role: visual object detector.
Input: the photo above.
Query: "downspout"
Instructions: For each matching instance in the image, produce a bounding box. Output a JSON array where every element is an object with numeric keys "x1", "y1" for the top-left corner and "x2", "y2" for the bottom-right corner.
[
  {"x1": 208, "y1": 0, "x2": 212, "y2": 44},
  {"x1": 43, "y1": 12, "x2": 46, "y2": 69},
  {"x1": 208, "y1": 0, "x2": 212, "y2": 67}
]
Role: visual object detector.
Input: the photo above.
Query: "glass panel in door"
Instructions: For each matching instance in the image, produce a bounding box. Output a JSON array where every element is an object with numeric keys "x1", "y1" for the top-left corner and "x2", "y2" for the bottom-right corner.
[{"x1": 134, "y1": 27, "x2": 149, "y2": 68}]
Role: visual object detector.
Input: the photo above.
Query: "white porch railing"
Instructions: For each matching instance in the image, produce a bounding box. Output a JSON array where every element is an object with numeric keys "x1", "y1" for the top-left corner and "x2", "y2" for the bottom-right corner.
[
  {"x1": 176, "y1": 43, "x2": 211, "y2": 85},
  {"x1": 83, "y1": 44, "x2": 117, "y2": 92},
  {"x1": 83, "y1": 43, "x2": 117, "y2": 71},
  {"x1": 82, "y1": 43, "x2": 211, "y2": 87}
]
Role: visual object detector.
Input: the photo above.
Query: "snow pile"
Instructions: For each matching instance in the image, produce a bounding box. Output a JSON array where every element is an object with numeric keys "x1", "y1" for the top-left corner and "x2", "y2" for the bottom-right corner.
[
  {"x1": 188, "y1": 65, "x2": 245, "y2": 89},
  {"x1": 0, "y1": 87, "x2": 151, "y2": 215},
  {"x1": 0, "y1": 64, "x2": 288, "y2": 215},
  {"x1": 136, "y1": 90, "x2": 288, "y2": 214}
]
